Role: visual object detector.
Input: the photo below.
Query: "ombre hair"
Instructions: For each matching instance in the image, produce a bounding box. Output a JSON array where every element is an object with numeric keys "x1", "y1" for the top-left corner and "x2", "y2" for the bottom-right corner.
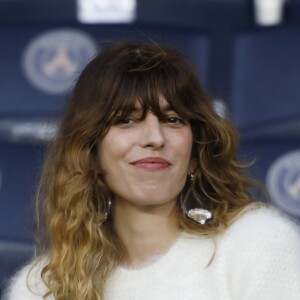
[{"x1": 34, "y1": 42, "x2": 260, "y2": 299}]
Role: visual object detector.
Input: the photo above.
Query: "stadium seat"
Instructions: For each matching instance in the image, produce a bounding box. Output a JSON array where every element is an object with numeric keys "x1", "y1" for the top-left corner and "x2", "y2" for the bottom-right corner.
[
  {"x1": 0, "y1": 142, "x2": 44, "y2": 291},
  {"x1": 229, "y1": 26, "x2": 300, "y2": 218}
]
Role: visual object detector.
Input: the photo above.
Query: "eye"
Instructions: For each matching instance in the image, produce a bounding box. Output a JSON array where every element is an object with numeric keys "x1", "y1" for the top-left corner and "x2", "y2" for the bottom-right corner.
[
  {"x1": 167, "y1": 116, "x2": 186, "y2": 125},
  {"x1": 113, "y1": 117, "x2": 135, "y2": 125}
]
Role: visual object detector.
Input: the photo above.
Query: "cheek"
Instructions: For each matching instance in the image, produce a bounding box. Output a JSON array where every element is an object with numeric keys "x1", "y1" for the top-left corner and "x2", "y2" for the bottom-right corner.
[
  {"x1": 179, "y1": 131, "x2": 194, "y2": 170},
  {"x1": 97, "y1": 134, "x2": 128, "y2": 174},
  {"x1": 179, "y1": 130, "x2": 193, "y2": 156},
  {"x1": 97, "y1": 144, "x2": 118, "y2": 192},
  {"x1": 97, "y1": 137, "x2": 114, "y2": 172}
]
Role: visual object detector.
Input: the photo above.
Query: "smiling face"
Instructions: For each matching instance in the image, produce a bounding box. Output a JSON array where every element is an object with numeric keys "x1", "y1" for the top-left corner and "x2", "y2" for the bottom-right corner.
[{"x1": 98, "y1": 98, "x2": 194, "y2": 209}]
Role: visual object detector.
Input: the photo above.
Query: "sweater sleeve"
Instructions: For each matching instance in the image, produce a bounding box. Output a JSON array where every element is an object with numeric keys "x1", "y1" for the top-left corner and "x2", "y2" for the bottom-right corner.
[
  {"x1": 222, "y1": 207, "x2": 300, "y2": 300},
  {"x1": 4, "y1": 260, "x2": 49, "y2": 300}
]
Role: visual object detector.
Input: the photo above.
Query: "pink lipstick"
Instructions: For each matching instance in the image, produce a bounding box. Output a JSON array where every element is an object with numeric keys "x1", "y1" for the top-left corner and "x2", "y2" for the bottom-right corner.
[{"x1": 131, "y1": 157, "x2": 171, "y2": 170}]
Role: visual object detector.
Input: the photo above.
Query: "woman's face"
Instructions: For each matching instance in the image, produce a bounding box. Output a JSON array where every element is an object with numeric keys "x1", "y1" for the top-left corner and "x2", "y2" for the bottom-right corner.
[{"x1": 98, "y1": 99, "x2": 194, "y2": 209}]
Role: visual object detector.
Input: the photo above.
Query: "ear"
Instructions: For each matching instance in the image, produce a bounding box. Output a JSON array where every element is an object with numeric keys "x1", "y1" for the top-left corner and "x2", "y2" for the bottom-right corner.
[{"x1": 188, "y1": 159, "x2": 196, "y2": 175}]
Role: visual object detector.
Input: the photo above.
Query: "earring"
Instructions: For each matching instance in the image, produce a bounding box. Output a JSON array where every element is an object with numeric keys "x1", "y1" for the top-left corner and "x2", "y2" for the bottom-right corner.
[
  {"x1": 103, "y1": 198, "x2": 112, "y2": 222},
  {"x1": 180, "y1": 174, "x2": 212, "y2": 225}
]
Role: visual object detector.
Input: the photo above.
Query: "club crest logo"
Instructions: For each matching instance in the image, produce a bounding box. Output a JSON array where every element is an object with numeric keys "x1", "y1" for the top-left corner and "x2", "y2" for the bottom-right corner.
[
  {"x1": 22, "y1": 29, "x2": 98, "y2": 94},
  {"x1": 266, "y1": 150, "x2": 300, "y2": 217}
]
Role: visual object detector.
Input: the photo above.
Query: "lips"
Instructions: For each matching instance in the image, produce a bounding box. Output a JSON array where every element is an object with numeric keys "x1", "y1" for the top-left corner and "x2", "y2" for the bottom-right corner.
[{"x1": 131, "y1": 157, "x2": 171, "y2": 170}]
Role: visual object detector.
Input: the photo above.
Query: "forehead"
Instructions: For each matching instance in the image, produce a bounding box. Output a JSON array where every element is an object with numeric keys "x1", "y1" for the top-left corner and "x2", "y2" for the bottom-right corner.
[{"x1": 133, "y1": 97, "x2": 172, "y2": 111}]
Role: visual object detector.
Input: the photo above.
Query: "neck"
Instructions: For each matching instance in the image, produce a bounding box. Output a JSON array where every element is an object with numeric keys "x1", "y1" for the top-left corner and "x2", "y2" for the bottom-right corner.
[{"x1": 112, "y1": 199, "x2": 181, "y2": 268}]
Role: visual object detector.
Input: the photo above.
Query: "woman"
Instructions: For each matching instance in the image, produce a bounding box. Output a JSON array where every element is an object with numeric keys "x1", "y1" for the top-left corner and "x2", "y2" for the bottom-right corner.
[{"x1": 6, "y1": 42, "x2": 300, "y2": 299}]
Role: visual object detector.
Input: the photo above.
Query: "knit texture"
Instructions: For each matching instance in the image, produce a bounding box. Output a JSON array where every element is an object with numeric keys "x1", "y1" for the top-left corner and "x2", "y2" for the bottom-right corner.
[{"x1": 5, "y1": 206, "x2": 300, "y2": 300}]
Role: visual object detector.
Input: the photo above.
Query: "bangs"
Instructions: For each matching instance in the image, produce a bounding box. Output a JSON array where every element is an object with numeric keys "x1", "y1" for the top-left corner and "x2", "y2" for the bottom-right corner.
[{"x1": 104, "y1": 64, "x2": 195, "y2": 126}]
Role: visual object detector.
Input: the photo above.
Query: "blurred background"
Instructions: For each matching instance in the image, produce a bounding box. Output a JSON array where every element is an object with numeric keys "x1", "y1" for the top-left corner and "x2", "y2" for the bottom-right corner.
[{"x1": 1, "y1": 0, "x2": 300, "y2": 293}]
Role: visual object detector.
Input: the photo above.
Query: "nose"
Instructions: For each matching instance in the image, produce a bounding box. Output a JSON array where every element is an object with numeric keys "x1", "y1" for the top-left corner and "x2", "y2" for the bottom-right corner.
[{"x1": 139, "y1": 114, "x2": 165, "y2": 149}]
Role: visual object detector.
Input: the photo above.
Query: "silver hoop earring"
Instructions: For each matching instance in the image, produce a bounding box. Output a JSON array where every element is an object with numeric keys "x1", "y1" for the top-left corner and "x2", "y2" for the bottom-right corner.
[{"x1": 180, "y1": 174, "x2": 212, "y2": 225}]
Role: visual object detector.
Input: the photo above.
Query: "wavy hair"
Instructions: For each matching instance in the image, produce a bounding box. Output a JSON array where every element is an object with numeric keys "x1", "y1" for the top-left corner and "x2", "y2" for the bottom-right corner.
[{"x1": 33, "y1": 42, "x2": 260, "y2": 299}]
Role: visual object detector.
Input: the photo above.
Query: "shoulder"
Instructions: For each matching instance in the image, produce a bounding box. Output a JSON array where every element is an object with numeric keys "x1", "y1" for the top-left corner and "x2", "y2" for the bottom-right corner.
[
  {"x1": 223, "y1": 205, "x2": 300, "y2": 245},
  {"x1": 217, "y1": 207, "x2": 300, "y2": 300},
  {"x1": 216, "y1": 205, "x2": 300, "y2": 298},
  {"x1": 4, "y1": 258, "x2": 49, "y2": 300},
  {"x1": 219, "y1": 204, "x2": 300, "y2": 258}
]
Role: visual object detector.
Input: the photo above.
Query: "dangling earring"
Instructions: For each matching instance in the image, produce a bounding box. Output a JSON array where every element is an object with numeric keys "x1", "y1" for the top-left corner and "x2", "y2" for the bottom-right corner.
[
  {"x1": 103, "y1": 198, "x2": 112, "y2": 222},
  {"x1": 180, "y1": 174, "x2": 212, "y2": 225}
]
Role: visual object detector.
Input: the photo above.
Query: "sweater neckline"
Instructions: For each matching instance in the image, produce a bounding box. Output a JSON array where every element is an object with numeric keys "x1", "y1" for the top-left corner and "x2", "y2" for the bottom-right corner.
[
  {"x1": 116, "y1": 232, "x2": 205, "y2": 274},
  {"x1": 118, "y1": 233, "x2": 183, "y2": 272}
]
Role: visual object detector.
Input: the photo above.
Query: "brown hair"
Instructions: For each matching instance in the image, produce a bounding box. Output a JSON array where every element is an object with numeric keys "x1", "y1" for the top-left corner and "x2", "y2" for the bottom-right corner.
[{"x1": 34, "y1": 42, "x2": 258, "y2": 299}]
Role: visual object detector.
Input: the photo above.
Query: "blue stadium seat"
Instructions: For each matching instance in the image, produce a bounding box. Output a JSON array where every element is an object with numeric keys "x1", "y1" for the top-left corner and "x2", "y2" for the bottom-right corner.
[
  {"x1": 0, "y1": 142, "x2": 44, "y2": 291},
  {"x1": 229, "y1": 25, "x2": 300, "y2": 133},
  {"x1": 0, "y1": 143, "x2": 44, "y2": 242},
  {"x1": 229, "y1": 26, "x2": 300, "y2": 217},
  {"x1": 287, "y1": 0, "x2": 300, "y2": 25},
  {"x1": 239, "y1": 139, "x2": 300, "y2": 219},
  {"x1": 0, "y1": 24, "x2": 209, "y2": 117}
]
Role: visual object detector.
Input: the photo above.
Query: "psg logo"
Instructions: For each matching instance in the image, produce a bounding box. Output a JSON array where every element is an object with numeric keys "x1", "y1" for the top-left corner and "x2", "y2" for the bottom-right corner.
[
  {"x1": 266, "y1": 150, "x2": 300, "y2": 217},
  {"x1": 22, "y1": 29, "x2": 98, "y2": 95}
]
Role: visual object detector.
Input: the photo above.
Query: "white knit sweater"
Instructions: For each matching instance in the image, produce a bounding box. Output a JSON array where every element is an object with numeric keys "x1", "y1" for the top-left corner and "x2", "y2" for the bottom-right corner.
[{"x1": 5, "y1": 207, "x2": 300, "y2": 300}]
